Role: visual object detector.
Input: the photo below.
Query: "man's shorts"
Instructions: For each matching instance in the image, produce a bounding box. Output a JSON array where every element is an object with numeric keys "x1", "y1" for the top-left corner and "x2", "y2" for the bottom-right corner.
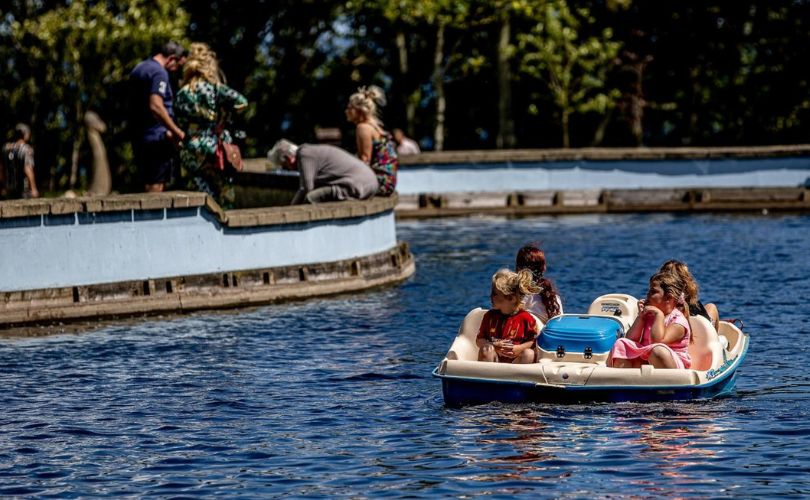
[{"x1": 134, "y1": 139, "x2": 175, "y2": 186}]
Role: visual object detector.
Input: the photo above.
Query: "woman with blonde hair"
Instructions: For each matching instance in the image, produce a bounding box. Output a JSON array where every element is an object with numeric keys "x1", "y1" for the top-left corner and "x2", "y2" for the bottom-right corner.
[
  {"x1": 345, "y1": 85, "x2": 398, "y2": 196},
  {"x1": 175, "y1": 43, "x2": 247, "y2": 208}
]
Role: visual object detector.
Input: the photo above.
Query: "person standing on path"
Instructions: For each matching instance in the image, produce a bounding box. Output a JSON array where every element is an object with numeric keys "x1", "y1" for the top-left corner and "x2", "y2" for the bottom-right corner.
[
  {"x1": 1, "y1": 123, "x2": 40, "y2": 199},
  {"x1": 175, "y1": 42, "x2": 248, "y2": 209},
  {"x1": 130, "y1": 40, "x2": 186, "y2": 192}
]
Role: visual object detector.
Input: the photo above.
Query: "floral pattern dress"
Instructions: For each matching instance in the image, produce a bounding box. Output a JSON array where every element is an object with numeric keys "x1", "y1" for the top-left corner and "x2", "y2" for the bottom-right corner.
[
  {"x1": 175, "y1": 81, "x2": 247, "y2": 209},
  {"x1": 370, "y1": 134, "x2": 398, "y2": 196}
]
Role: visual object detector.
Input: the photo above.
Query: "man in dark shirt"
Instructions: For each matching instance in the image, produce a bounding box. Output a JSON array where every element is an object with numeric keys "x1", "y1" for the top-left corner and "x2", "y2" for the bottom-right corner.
[{"x1": 130, "y1": 40, "x2": 186, "y2": 192}]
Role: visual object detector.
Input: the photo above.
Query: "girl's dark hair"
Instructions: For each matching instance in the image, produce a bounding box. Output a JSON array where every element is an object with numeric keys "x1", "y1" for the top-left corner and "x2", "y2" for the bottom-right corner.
[
  {"x1": 649, "y1": 270, "x2": 693, "y2": 343},
  {"x1": 515, "y1": 243, "x2": 561, "y2": 318}
]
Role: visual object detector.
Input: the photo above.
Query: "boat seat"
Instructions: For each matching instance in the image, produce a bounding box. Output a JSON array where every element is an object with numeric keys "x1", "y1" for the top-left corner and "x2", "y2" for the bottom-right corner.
[
  {"x1": 586, "y1": 293, "x2": 638, "y2": 332},
  {"x1": 446, "y1": 308, "x2": 486, "y2": 361},
  {"x1": 687, "y1": 315, "x2": 724, "y2": 372}
]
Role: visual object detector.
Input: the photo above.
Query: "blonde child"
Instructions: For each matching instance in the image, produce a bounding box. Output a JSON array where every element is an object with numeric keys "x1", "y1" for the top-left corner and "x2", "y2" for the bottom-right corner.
[
  {"x1": 345, "y1": 85, "x2": 398, "y2": 196},
  {"x1": 476, "y1": 269, "x2": 541, "y2": 364},
  {"x1": 609, "y1": 271, "x2": 692, "y2": 369}
]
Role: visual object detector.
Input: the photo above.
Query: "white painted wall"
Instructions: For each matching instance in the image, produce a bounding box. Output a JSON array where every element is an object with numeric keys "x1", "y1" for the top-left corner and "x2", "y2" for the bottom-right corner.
[
  {"x1": 397, "y1": 158, "x2": 810, "y2": 194},
  {"x1": 0, "y1": 208, "x2": 397, "y2": 292}
]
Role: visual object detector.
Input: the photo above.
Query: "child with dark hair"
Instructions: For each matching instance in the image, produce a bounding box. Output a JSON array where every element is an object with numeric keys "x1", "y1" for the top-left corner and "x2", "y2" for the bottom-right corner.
[
  {"x1": 659, "y1": 259, "x2": 720, "y2": 329},
  {"x1": 515, "y1": 243, "x2": 563, "y2": 324},
  {"x1": 609, "y1": 271, "x2": 692, "y2": 369}
]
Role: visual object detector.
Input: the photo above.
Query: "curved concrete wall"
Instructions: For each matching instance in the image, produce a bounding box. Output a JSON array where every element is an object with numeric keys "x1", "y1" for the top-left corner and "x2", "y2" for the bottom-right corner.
[{"x1": 0, "y1": 193, "x2": 398, "y2": 293}]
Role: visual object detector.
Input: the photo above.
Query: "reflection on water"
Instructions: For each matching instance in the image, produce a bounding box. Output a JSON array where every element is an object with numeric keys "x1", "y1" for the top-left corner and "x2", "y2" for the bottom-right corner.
[
  {"x1": 442, "y1": 401, "x2": 740, "y2": 495},
  {"x1": 0, "y1": 213, "x2": 809, "y2": 497}
]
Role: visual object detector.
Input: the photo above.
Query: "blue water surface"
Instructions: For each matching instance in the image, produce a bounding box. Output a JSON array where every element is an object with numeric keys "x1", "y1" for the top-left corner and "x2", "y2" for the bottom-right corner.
[{"x1": 1, "y1": 213, "x2": 809, "y2": 498}]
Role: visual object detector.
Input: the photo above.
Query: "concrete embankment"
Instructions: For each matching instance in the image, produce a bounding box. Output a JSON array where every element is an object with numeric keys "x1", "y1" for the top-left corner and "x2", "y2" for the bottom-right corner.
[
  {"x1": 394, "y1": 146, "x2": 810, "y2": 217},
  {"x1": 395, "y1": 186, "x2": 810, "y2": 218},
  {"x1": 0, "y1": 193, "x2": 413, "y2": 328}
]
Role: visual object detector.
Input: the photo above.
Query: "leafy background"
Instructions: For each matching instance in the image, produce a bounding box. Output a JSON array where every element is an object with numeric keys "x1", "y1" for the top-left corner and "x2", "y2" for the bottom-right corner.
[{"x1": 1, "y1": 0, "x2": 808, "y2": 193}]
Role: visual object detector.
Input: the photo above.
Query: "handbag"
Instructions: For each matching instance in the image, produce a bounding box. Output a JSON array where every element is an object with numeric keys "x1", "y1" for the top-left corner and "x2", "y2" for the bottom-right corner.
[
  {"x1": 216, "y1": 139, "x2": 243, "y2": 172},
  {"x1": 214, "y1": 85, "x2": 244, "y2": 172}
]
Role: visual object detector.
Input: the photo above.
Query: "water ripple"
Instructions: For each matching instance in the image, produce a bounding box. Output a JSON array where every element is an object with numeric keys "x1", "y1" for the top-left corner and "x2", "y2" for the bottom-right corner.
[{"x1": 0, "y1": 214, "x2": 808, "y2": 497}]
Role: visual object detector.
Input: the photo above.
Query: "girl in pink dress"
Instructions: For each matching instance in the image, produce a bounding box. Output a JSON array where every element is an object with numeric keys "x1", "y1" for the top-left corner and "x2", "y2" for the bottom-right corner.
[{"x1": 609, "y1": 271, "x2": 692, "y2": 369}]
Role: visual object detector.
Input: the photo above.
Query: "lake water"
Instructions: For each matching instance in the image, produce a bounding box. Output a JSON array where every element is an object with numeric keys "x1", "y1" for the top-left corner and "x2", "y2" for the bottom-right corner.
[{"x1": 1, "y1": 213, "x2": 809, "y2": 497}]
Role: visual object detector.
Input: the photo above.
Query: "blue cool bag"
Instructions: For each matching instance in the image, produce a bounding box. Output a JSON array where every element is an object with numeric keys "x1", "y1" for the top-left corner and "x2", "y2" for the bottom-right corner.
[{"x1": 538, "y1": 315, "x2": 624, "y2": 363}]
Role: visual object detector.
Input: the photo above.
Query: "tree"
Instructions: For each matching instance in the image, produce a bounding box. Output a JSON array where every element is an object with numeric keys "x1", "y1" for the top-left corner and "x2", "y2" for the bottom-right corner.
[
  {"x1": 470, "y1": 0, "x2": 538, "y2": 149},
  {"x1": 518, "y1": 0, "x2": 621, "y2": 148},
  {"x1": 11, "y1": 0, "x2": 188, "y2": 191},
  {"x1": 374, "y1": 0, "x2": 472, "y2": 151}
]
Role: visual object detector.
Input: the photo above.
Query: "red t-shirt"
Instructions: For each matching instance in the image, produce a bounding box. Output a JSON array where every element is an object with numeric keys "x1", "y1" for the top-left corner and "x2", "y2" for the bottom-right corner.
[{"x1": 477, "y1": 309, "x2": 539, "y2": 345}]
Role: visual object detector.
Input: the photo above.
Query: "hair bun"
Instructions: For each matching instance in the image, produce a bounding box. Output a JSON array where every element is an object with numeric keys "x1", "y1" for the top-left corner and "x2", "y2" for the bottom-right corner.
[{"x1": 360, "y1": 85, "x2": 386, "y2": 107}]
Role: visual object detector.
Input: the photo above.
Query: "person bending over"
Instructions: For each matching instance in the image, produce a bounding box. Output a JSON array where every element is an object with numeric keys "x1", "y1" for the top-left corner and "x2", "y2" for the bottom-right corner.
[{"x1": 268, "y1": 139, "x2": 378, "y2": 205}]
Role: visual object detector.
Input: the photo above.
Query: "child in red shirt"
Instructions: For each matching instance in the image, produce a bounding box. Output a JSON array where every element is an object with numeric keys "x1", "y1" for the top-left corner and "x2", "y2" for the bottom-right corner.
[{"x1": 477, "y1": 268, "x2": 541, "y2": 363}]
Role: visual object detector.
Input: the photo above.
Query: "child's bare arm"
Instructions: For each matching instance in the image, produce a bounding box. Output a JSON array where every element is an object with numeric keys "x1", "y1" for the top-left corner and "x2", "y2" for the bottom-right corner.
[
  {"x1": 625, "y1": 314, "x2": 645, "y2": 342},
  {"x1": 656, "y1": 323, "x2": 687, "y2": 344}
]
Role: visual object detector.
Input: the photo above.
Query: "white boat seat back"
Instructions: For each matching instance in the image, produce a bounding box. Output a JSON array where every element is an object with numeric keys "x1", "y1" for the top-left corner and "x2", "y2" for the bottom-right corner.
[
  {"x1": 447, "y1": 308, "x2": 486, "y2": 361},
  {"x1": 687, "y1": 314, "x2": 724, "y2": 371},
  {"x1": 447, "y1": 308, "x2": 544, "y2": 362},
  {"x1": 586, "y1": 293, "x2": 638, "y2": 332}
]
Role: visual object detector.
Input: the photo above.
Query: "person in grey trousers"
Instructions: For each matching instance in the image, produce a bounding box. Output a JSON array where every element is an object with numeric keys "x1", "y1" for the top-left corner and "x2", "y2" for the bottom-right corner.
[{"x1": 268, "y1": 139, "x2": 378, "y2": 205}]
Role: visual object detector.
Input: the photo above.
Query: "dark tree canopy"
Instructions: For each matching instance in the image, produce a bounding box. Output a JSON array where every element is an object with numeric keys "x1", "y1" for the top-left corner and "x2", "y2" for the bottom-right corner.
[{"x1": 1, "y1": 0, "x2": 808, "y2": 192}]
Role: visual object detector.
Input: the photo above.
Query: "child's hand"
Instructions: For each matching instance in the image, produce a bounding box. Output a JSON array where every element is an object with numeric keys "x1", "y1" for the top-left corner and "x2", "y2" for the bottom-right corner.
[
  {"x1": 637, "y1": 299, "x2": 646, "y2": 313},
  {"x1": 495, "y1": 340, "x2": 515, "y2": 358},
  {"x1": 643, "y1": 305, "x2": 663, "y2": 318}
]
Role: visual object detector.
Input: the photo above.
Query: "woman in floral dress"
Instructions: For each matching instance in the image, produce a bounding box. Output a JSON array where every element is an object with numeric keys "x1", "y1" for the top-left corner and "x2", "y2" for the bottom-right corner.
[
  {"x1": 345, "y1": 85, "x2": 398, "y2": 196},
  {"x1": 175, "y1": 43, "x2": 248, "y2": 208}
]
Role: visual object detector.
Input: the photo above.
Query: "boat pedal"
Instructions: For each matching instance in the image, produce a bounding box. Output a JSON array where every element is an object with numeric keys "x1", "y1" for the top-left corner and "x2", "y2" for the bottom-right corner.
[
  {"x1": 556, "y1": 345, "x2": 566, "y2": 358},
  {"x1": 584, "y1": 347, "x2": 593, "y2": 359}
]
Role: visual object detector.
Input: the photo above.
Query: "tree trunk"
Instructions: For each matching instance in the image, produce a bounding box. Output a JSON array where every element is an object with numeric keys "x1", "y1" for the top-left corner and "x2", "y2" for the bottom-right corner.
[
  {"x1": 69, "y1": 96, "x2": 83, "y2": 188},
  {"x1": 396, "y1": 29, "x2": 417, "y2": 138},
  {"x1": 562, "y1": 110, "x2": 570, "y2": 148},
  {"x1": 406, "y1": 92, "x2": 417, "y2": 138},
  {"x1": 432, "y1": 20, "x2": 446, "y2": 152},
  {"x1": 396, "y1": 30, "x2": 408, "y2": 75},
  {"x1": 495, "y1": 12, "x2": 515, "y2": 149},
  {"x1": 591, "y1": 107, "x2": 613, "y2": 147}
]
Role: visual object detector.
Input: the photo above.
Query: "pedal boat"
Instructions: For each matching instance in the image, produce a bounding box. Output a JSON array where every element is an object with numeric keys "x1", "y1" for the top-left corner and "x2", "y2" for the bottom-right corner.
[{"x1": 433, "y1": 294, "x2": 749, "y2": 406}]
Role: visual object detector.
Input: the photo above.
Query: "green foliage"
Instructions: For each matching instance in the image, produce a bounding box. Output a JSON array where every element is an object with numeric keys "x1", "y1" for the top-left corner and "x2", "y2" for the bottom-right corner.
[
  {"x1": 8, "y1": 0, "x2": 188, "y2": 190},
  {"x1": 518, "y1": 0, "x2": 621, "y2": 147},
  {"x1": 1, "y1": 0, "x2": 809, "y2": 191}
]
